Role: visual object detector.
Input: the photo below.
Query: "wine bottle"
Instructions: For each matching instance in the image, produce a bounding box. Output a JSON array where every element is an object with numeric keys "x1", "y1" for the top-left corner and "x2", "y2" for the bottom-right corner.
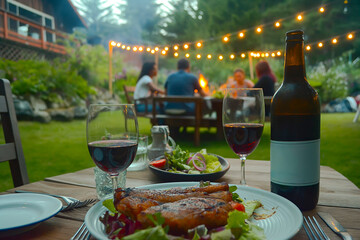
[{"x1": 270, "y1": 30, "x2": 320, "y2": 211}]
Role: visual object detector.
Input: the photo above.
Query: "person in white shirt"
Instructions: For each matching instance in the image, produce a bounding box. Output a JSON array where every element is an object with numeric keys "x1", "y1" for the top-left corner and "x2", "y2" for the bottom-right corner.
[{"x1": 134, "y1": 62, "x2": 164, "y2": 112}]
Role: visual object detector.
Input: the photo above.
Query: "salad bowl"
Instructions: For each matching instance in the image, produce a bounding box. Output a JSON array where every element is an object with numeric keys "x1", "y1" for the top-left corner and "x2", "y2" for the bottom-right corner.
[{"x1": 148, "y1": 153, "x2": 230, "y2": 182}]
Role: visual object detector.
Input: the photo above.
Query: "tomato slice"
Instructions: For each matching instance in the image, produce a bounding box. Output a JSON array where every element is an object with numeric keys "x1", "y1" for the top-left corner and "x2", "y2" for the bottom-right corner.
[
  {"x1": 150, "y1": 159, "x2": 167, "y2": 169},
  {"x1": 231, "y1": 202, "x2": 245, "y2": 212}
]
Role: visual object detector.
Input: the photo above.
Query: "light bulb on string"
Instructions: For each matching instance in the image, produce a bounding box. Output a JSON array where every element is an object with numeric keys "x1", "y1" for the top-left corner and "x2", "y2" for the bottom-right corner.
[
  {"x1": 126, "y1": 46, "x2": 131, "y2": 51},
  {"x1": 223, "y1": 36, "x2": 229, "y2": 42},
  {"x1": 277, "y1": 51, "x2": 281, "y2": 56},
  {"x1": 196, "y1": 54, "x2": 201, "y2": 59},
  {"x1": 116, "y1": 43, "x2": 121, "y2": 47},
  {"x1": 241, "y1": 53, "x2": 246, "y2": 58},
  {"x1": 238, "y1": 32, "x2": 245, "y2": 38},
  {"x1": 319, "y1": 7, "x2": 325, "y2": 13},
  {"x1": 164, "y1": 46, "x2": 169, "y2": 51},
  {"x1": 110, "y1": 41, "x2": 116, "y2": 46},
  {"x1": 230, "y1": 54, "x2": 235, "y2": 59},
  {"x1": 332, "y1": 38, "x2": 338, "y2": 44},
  {"x1": 174, "y1": 45, "x2": 179, "y2": 51},
  {"x1": 183, "y1": 44, "x2": 189, "y2": 50},
  {"x1": 161, "y1": 50, "x2": 167, "y2": 55},
  {"x1": 207, "y1": 54, "x2": 212, "y2": 59},
  {"x1": 318, "y1": 42, "x2": 323, "y2": 48},
  {"x1": 297, "y1": 14, "x2": 303, "y2": 21},
  {"x1": 347, "y1": 33, "x2": 354, "y2": 39},
  {"x1": 306, "y1": 45, "x2": 311, "y2": 51},
  {"x1": 146, "y1": 47, "x2": 151, "y2": 52},
  {"x1": 133, "y1": 46, "x2": 138, "y2": 51},
  {"x1": 275, "y1": 21, "x2": 281, "y2": 28},
  {"x1": 151, "y1": 49, "x2": 155, "y2": 54},
  {"x1": 271, "y1": 52, "x2": 276, "y2": 57},
  {"x1": 196, "y1": 42, "x2": 202, "y2": 48},
  {"x1": 256, "y1": 27, "x2": 262, "y2": 33},
  {"x1": 155, "y1": 47, "x2": 159, "y2": 51},
  {"x1": 218, "y1": 55, "x2": 224, "y2": 60},
  {"x1": 121, "y1": 45, "x2": 126, "y2": 49},
  {"x1": 139, "y1": 47, "x2": 143, "y2": 52},
  {"x1": 265, "y1": 53, "x2": 269, "y2": 57},
  {"x1": 185, "y1": 53, "x2": 190, "y2": 58},
  {"x1": 174, "y1": 52, "x2": 179, "y2": 57}
]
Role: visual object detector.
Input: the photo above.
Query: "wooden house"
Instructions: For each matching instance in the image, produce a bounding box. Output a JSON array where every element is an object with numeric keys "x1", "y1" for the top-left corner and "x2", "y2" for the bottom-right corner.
[{"x1": 0, "y1": 0, "x2": 87, "y2": 60}]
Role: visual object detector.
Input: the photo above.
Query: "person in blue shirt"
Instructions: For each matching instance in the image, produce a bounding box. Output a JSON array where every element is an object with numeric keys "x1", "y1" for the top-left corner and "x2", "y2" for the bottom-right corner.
[{"x1": 164, "y1": 59, "x2": 207, "y2": 115}]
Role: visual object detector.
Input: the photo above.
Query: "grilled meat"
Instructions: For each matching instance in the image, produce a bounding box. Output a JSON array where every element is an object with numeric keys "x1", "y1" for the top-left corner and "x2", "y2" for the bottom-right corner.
[{"x1": 137, "y1": 197, "x2": 233, "y2": 234}]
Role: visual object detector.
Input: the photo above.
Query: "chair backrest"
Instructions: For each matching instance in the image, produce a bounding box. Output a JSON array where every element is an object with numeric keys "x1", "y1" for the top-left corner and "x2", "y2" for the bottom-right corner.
[
  {"x1": 0, "y1": 79, "x2": 29, "y2": 187},
  {"x1": 123, "y1": 86, "x2": 136, "y2": 104}
]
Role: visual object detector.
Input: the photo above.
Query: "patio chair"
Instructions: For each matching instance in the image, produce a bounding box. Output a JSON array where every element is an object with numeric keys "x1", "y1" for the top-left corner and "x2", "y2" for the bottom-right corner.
[
  {"x1": 123, "y1": 85, "x2": 152, "y2": 117},
  {"x1": 0, "y1": 78, "x2": 29, "y2": 187}
]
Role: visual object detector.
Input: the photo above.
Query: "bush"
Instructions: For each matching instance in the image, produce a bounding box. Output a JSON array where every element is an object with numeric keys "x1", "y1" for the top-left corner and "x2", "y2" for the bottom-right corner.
[{"x1": 0, "y1": 58, "x2": 92, "y2": 104}]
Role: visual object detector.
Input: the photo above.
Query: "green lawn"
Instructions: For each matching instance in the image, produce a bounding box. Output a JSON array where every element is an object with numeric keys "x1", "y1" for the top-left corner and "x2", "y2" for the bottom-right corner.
[{"x1": 1, "y1": 113, "x2": 359, "y2": 192}]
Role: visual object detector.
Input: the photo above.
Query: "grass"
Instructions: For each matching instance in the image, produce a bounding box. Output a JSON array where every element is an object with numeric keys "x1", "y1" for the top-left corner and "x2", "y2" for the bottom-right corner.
[{"x1": 0, "y1": 113, "x2": 359, "y2": 192}]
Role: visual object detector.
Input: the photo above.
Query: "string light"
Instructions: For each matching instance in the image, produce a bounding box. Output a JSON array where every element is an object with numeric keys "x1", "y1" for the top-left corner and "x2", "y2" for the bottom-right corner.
[
  {"x1": 151, "y1": 49, "x2": 155, "y2": 54},
  {"x1": 241, "y1": 53, "x2": 246, "y2": 58},
  {"x1": 174, "y1": 52, "x2": 179, "y2": 57},
  {"x1": 185, "y1": 53, "x2": 190, "y2": 58},
  {"x1": 164, "y1": 46, "x2": 169, "y2": 51},
  {"x1": 319, "y1": 7, "x2": 325, "y2": 13},
  {"x1": 306, "y1": 45, "x2": 311, "y2": 51},
  {"x1": 116, "y1": 43, "x2": 121, "y2": 47},
  {"x1": 318, "y1": 42, "x2": 323, "y2": 48},
  {"x1": 256, "y1": 27, "x2": 262, "y2": 33},
  {"x1": 121, "y1": 45, "x2": 126, "y2": 49},
  {"x1": 332, "y1": 38, "x2": 338, "y2": 44},
  {"x1": 218, "y1": 55, "x2": 224, "y2": 60},
  {"x1": 183, "y1": 44, "x2": 189, "y2": 49},
  {"x1": 230, "y1": 54, "x2": 235, "y2": 59},
  {"x1": 110, "y1": 41, "x2": 116, "y2": 46},
  {"x1": 265, "y1": 53, "x2": 269, "y2": 57},
  {"x1": 275, "y1": 22, "x2": 281, "y2": 28},
  {"x1": 154, "y1": 47, "x2": 159, "y2": 51},
  {"x1": 126, "y1": 46, "x2": 130, "y2": 50},
  {"x1": 196, "y1": 54, "x2": 201, "y2": 59},
  {"x1": 277, "y1": 51, "x2": 281, "y2": 56},
  {"x1": 347, "y1": 33, "x2": 354, "y2": 39},
  {"x1": 161, "y1": 50, "x2": 167, "y2": 55},
  {"x1": 297, "y1": 14, "x2": 303, "y2": 21},
  {"x1": 271, "y1": 52, "x2": 276, "y2": 57},
  {"x1": 174, "y1": 45, "x2": 179, "y2": 50},
  {"x1": 139, "y1": 46, "x2": 143, "y2": 51},
  {"x1": 238, "y1": 32, "x2": 245, "y2": 38},
  {"x1": 207, "y1": 54, "x2": 212, "y2": 59},
  {"x1": 196, "y1": 42, "x2": 202, "y2": 48},
  {"x1": 223, "y1": 36, "x2": 229, "y2": 42},
  {"x1": 133, "y1": 46, "x2": 137, "y2": 51}
]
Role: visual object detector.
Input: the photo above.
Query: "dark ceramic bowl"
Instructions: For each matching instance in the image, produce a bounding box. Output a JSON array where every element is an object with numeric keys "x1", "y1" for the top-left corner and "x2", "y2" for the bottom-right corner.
[{"x1": 148, "y1": 153, "x2": 230, "y2": 182}]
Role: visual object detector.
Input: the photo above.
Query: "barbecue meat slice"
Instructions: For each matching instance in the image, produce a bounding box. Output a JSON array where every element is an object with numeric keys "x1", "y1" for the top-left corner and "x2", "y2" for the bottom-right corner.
[
  {"x1": 114, "y1": 191, "x2": 233, "y2": 219},
  {"x1": 137, "y1": 197, "x2": 233, "y2": 235},
  {"x1": 114, "y1": 182, "x2": 229, "y2": 203}
]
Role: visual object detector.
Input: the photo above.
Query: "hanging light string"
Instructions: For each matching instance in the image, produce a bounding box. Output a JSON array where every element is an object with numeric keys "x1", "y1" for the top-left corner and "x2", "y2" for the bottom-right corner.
[{"x1": 109, "y1": 1, "x2": 338, "y2": 51}]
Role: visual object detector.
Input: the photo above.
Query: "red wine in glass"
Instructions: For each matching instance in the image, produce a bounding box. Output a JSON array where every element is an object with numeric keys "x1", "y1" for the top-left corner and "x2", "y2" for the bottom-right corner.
[
  {"x1": 88, "y1": 140, "x2": 138, "y2": 175},
  {"x1": 224, "y1": 123, "x2": 263, "y2": 155}
]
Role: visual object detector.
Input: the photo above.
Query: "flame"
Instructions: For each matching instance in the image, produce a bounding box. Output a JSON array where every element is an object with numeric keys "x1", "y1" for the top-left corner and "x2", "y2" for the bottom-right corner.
[{"x1": 198, "y1": 73, "x2": 210, "y2": 94}]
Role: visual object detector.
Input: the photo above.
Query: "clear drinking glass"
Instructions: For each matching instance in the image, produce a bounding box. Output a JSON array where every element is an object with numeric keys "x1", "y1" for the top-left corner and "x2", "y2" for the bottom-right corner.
[
  {"x1": 86, "y1": 104, "x2": 139, "y2": 195},
  {"x1": 222, "y1": 88, "x2": 265, "y2": 185}
]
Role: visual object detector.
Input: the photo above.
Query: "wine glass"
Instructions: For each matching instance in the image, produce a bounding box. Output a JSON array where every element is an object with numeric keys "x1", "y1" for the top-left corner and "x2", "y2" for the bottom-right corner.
[
  {"x1": 86, "y1": 104, "x2": 139, "y2": 194},
  {"x1": 222, "y1": 88, "x2": 265, "y2": 185}
]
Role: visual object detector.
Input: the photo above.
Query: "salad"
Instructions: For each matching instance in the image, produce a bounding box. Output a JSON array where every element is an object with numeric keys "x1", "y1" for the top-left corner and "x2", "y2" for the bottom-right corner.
[
  {"x1": 100, "y1": 183, "x2": 266, "y2": 240},
  {"x1": 150, "y1": 146, "x2": 223, "y2": 174}
]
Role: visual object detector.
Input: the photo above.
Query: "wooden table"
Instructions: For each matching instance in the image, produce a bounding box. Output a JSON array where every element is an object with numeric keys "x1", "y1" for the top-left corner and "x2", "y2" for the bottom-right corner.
[{"x1": 3, "y1": 159, "x2": 360, "y2": 239}]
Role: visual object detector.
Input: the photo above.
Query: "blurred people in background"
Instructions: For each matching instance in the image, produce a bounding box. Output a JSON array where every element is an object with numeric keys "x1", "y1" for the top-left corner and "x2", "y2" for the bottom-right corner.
[
  {"x1": 254, "y1": 60, "x2": 277, "y2": 116},
  {"x1": 254, "y1": 60, "x2": 276, "y2": 96},
  {"x1": 220, "y1": 68, "x2": 254, "y2": 90},
  {"x1": 165, "y1": 58, "x2": 207, "y2": 115},
  {"x1": 134, "y1": 62, "x2": 164, "y2": 113}
]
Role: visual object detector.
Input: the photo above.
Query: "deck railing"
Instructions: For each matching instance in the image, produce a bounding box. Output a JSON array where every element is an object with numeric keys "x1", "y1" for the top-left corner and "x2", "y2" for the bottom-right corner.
[{"x1": 0, "y1": 9, "x2": 67, "y2": 55}]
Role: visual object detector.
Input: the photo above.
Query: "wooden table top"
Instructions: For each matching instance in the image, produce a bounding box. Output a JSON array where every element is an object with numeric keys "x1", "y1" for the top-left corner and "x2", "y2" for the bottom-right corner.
[{"x1": 3, "y1": 159, "x2": 360, "y2": 239}]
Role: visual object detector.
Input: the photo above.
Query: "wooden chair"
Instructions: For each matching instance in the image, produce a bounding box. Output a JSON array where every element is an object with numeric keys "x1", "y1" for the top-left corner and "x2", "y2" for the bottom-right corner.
[
  {"x1": 123, "y1": 85, "x2": 152, "y2": 117},
  {"x1": 0, "y1": 79, "x2": 29, "y2": 187}
]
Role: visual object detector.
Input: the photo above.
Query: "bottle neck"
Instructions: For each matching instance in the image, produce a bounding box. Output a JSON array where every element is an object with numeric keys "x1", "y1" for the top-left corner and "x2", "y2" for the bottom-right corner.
[{"x1": 284, "y1": 40, "x2": 306, "y2": 82}]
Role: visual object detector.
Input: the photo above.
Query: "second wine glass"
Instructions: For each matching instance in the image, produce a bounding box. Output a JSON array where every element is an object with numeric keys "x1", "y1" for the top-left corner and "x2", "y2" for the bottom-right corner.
[
  {"x1": 222, "y1": 88, "x2": 265, "y2": 185},
  {"x1": 86, "y1": 104, "x2": 139, "y2": 195}
]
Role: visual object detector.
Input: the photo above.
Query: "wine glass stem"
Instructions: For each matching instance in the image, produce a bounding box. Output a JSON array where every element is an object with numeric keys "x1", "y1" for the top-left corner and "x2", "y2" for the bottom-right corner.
[
  {"x1": 240, "y1": 155, "x2": 246, "y2": 185},
  {"x1": 110, "y1": 175, "x2": 118, "y2": 196}
]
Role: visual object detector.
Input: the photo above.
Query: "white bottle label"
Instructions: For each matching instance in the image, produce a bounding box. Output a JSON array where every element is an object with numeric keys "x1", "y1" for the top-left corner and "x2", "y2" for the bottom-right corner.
[{"x1": 271, "y1": 139, "x2": 320, "y2": 186}]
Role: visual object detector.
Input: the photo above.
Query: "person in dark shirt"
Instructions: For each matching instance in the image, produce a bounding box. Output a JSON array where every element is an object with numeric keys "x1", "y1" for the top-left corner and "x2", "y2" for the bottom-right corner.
[
  {"x1": 254, "y1": 60, "x2": 277, "y2": 116},
  {"x1": 164, "y1": 59, "x2": 207, "y2": 114}
]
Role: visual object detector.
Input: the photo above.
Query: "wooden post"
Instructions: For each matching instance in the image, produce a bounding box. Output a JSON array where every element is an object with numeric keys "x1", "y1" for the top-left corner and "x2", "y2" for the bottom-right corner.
[
  {"x1": 4, "y1": 12, "x2": 8, "y2": 38},
  {"x1": 248, "y1": 52, "x2": 254, "y2": 80},
  {"x1": 154, "y1": 51, "x2": 159, "y2": 85},
  {"x1": 108, "y1": 42, "x2": 113, "y2": 95}
]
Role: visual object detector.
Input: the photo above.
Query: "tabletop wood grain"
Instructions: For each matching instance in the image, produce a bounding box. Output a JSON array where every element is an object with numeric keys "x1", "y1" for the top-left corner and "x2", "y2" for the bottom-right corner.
[{"x1": 2, "y1": 158, "x2": 360, "y2": 239}]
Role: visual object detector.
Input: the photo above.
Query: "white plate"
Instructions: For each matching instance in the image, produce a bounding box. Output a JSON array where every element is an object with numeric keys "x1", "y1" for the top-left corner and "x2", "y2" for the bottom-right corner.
[
  {"x1": 0, "y1": 193, "x2": 62, "y2": 237},
  {"x1": 85, "y1": 182, "x2": 303, "y2": 240}
]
